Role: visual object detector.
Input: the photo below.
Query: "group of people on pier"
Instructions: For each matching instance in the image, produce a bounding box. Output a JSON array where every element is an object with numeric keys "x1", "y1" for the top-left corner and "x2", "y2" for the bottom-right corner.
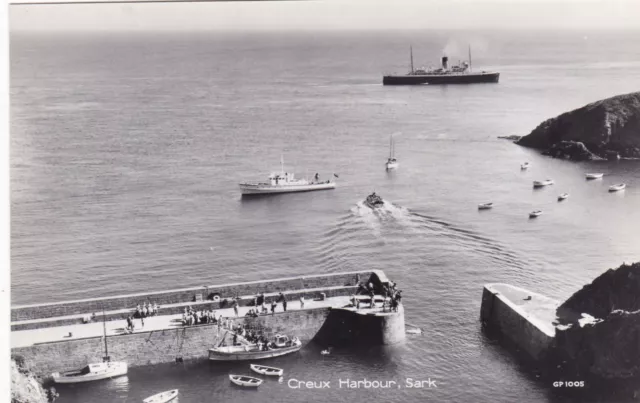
[
  {"x1": 182, "y1": 306, "x2": 220, "y2": 326},
  {"x1": 134, "y1": 302, "x2": 159, "y2": 318},
  {"x1": 352, "y1": 280, "x2": 402, "y2": 312}
]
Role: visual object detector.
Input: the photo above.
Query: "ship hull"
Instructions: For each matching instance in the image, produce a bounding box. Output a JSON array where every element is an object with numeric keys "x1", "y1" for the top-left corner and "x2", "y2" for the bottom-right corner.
[
  {"x1": 209, "y1": 344, "x2": 302, "y2": 361},
  {"x1": 383, "y1": 72, "x2": 500, "y2": 85},
  {"x1": 239, "y1": 182, "x2": 336, "y2": 195}
]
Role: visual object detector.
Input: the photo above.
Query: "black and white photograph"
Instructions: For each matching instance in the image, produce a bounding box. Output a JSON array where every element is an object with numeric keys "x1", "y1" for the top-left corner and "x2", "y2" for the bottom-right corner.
[{"x1": 4, "y1": 0, "x2": 640, "y2": 402}]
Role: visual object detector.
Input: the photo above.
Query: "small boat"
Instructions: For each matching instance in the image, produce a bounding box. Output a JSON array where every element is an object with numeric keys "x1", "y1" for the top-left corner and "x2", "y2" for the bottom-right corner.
[
  {"x1": 363, "y1": 192, "x2": 385, "y2": 209},
  {"x1": 558, "y1": 193, "x2": 569, "y2": 201},
  {"x1": 320, "y1": 349, "x2": 330, "y2": 355},
  {"x1": 385, "y1": 135, "x2": 399, "y2": 170},
  {"x1": 521, "y1": 162, "x2": 530, "y2": 170},
  {"x1": 478, "y1": 202, "x2": 493, "y2": 210},
  {"x1": 609, "y1": 183, "x2": 626, "y2": 192},
  {"x1": 209, "y1": 334, "x2": 302, "y2": 361},
  {"x1": 229, "y1": 374, "x2": 263, "y2": 388},
  {"x1": 529, "y1": 210, "x2": 543, "y2": 218},
  {"x1": 239, "y1": 156, "x2": 336, "y2": 195},
  {"x1": 143, "y1": 389, "x2": 179, "y2": 403},
  {"x1": 51, "y1": 362, "x2": 128, "y2": 384},
  {"x1": 585, "y1": 173, "x2": 603, "y2": 180},
  {"x1": 533, "y1": 179, "x2": 554, "y2": 188},
  {"x1": 52, "y1": 311, "x2": 127, "y2": 384},
  {"x1": 250, "y1": 364, "x2": 283, "y2": 377}
]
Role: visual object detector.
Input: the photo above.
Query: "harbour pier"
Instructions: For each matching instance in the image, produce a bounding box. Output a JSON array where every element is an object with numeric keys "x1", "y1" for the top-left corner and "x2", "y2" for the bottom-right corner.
[{"x1": 11, "y1": 270, "x2": 405, "y2": 377}]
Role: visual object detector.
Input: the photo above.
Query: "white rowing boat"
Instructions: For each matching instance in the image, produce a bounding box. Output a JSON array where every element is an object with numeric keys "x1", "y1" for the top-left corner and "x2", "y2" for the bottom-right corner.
[
  {"x1": 609, "y1": 183, "x2": 626, "y2": 192},
  {"x1": 558, "y1": 193, "x2": 569, "y2": 201},
  {"x1": 533, "y1": 179, "x2": 554, "y2": 188},
  {"x1": 521, "y1": 162, "x2": 530, "y2": 170},
  {"x1": 529, "y1": 210, "x2": 543, "y2": 218},
  {"x1": 143, "y1": 389, "x2": 178, "y2": 403},
  {"x1": 585, "y1": 173, "x2": 603, "y2": 180},
  {"x1": 478, "y1": 202, "x2": 493, "y2": 210},
  {"x1": 250, "y1": 364, "x2": 283, "y2": 377},
  {"x1": 229, "y1": 374, "x2": 263, "y2": 388}
]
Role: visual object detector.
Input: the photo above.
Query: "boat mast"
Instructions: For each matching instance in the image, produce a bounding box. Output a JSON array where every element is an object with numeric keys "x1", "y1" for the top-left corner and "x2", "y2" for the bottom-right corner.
[
  {"x1": 280, "y1": 155, "x2": 284, "y2": 176},
  {"x1": 102, "y1": 308, "x2": 109, "y2": 362},
  {"x1": 410, "y1": 46, "x2": 414, "y2": 73},
  {"x1": 468, "y1": 45, "x2": 472, "y2": 72}
]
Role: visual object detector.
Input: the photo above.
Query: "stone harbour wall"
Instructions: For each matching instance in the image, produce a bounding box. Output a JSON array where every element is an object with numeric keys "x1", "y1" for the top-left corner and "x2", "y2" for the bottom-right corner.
[{"x1": 12, "y1": 271, "x2": 377, "y2": 322}]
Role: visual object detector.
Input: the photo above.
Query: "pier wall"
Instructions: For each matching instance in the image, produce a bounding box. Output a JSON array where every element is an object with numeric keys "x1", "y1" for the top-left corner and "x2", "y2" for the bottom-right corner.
[
  {"x1": 315, "y1": 305, "x2": 406, "y2": 346},
  {"x1": 12, "y1": 308, "x2": 334, "y2": 378},
  {"x1": 12, "y1": 271, "x2": 378, "y2": 322},
  {"x1": 480, "y1": 284, "x2": 555, "y2": 360}
]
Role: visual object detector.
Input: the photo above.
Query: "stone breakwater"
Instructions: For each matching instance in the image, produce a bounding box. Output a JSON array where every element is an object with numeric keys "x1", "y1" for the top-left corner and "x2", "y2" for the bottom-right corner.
[
  {"x1": 11, "y1": 270, "x2": 406, "y2": 377},
  {"x1": 481, "y1": 262, "x2": 640, "y2": 385}
]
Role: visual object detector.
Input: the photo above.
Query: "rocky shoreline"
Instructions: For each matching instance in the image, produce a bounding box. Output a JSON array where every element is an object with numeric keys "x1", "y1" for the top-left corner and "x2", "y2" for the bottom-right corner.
[
  {"x1": 516, "y1": 91, "x2": 640, "y2": 161},
  {"x1": 548, "y1": 262, "x2": 640, "y2": 383}
]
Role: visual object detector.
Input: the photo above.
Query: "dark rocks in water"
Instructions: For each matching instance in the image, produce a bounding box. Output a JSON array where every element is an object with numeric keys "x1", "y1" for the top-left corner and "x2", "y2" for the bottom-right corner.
[
  {"x1": 517, "y1": 91, "x2": 640, "y2": 161},
  {"x1": 549, "y1": 262, "x2": 640, "y2": 381},
  {"x1": 541, "y1": 141, "x2": 602, "y2": 161},
  {"x1": 497, "y1": 135, "x2": 522, "y2": 141}
]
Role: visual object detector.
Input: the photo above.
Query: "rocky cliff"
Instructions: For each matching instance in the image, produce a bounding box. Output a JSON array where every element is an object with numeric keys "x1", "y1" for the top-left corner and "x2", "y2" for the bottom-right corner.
[
  {"x1": 11, "y1": 359, "x2": 48, "y2": 403},
  {"x1": 549, "y1": 262, "x2": 640, "y2": 380},
  {"x1": 517, "y1": 92, "x2": 640, "y2": 161}
]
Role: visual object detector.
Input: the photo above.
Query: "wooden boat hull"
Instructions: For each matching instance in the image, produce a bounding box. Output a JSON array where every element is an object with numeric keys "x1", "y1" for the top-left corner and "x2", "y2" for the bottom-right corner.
[
  {"x1": 586, "y1": 173, "x2": 604, "y2": 179},
  {"x1": 229, "y1": 375, "x2": 263, "y2": 387},
  {"x1": 533, "y1": 180, "x2": 554, "y2": 188},
  {"x1": 609, "y1": 184, "x2": 626, "y2": 192},
  {"x1": 478, "y1": 203, "x2": 493, "y2": 210},
  {"x1": 250, "y1": 364, "x2": 284, "y2": 376},
  {"x1": 51, "y1": 362, "x2": 128, "y2": 384},
  {"x1": 385, "y1": 162, "x2": 399, "y2": 170},
  {"x1": 239, "y1": 182, "x2": 335, "y2": 195},
  {"x1": 529, "y1": 212, "x2": 543, "y2": 218},
  {"x1": 143, "y1": 389, "x2": 179, "y2": 403},
  {"x1": 209, "y1": 344, "x2": 302, "y2": 361}
]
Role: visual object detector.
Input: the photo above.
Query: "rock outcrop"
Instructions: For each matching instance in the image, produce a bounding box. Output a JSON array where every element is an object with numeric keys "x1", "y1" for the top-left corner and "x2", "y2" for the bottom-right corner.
[
  {"x1": 517, "y1": 91, "x2": 640, "y2": 161},
  {"x1": 11, "y1": 358, "x2": 48, "y2": 403},
  {"x1": 549, "y1": 262, "x2": 640, "y2": 380}
]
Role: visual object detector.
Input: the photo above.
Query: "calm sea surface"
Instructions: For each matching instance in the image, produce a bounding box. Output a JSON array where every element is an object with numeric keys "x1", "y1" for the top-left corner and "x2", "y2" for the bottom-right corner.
[{"x1": 10, "y1": 29, "x2": 640, "y2": 403}]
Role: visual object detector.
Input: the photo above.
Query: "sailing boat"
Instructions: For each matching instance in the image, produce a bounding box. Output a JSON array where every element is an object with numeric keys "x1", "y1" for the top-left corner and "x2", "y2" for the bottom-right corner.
[
  {"x1": 385, "y1": 135, "x2": 399, "y2": 170},
  {"x1": 51, "y1": 309, "x2": 128, "y2": 383}
]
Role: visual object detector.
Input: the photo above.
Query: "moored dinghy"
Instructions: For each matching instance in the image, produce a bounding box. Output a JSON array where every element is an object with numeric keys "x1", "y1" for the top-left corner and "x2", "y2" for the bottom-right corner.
[
  {"x1": 143, "y1": 389, "x2": 179, "y2": 403},
  {"x1": 230, "y1": 374, "x2": 263, "y2": 388},
  {"x1": 529, "y1": 210, "x2": 543, "y2": 218},
  {"x1": 533, "y1": 179, "x2": 554, "y2": 188},
  {"x1": 478, "y1": 203, "x2": 493, "y2": 210},
  {"x1": 609, "y1": 183, "x2": 626, "y2": 192},
  {"x1": 521, "y1": 162, "x2": 530, "y2": 170},
  {"x1": 558, "y1": 193, "x2": 569, "y2": 201},
  {"x1": 586, "y1": 173, "x2": 604, "y2": 180},
  {"x1": 250, "y1": 364, "x2": 283, "y2": 377}
]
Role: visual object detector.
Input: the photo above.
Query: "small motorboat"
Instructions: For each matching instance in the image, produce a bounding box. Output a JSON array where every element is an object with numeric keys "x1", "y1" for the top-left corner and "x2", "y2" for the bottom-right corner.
[
  {"x1": 585, "y1": 173, "x2": 604, "y2": 180},
  {"x1": 250, "y1": 364, "x2": 283, "y2": 377},
  {"x1": 51, "y1": 362, "x2": 128, "y2": 384},
  {"x1": 521, "y1": 162, "x2": 530, "y2": 170},
  {"x1": 363, "y1": 192, "x2": 385, "y2": 209},
  {"x1": 609, "y1": 183, "x2": 626, "y2": 192},
  {"x1": 529, "y1": 210, "x2": 543, "y2": 218},
  {"x1": 558, "y1": 193, "x2": 569, "y2": 201},
  {"x1": 229, "y1": 374, "x2": 263, "y2": 388},
  {"x1": 478, "y1": 203, "x2": 493, "y2": 210},
  {"x1": 143, "y1": 389, "x2": 179, "y2": 403},
  {"x1": 533, "y1": 179, "x2": 554, "y2": 188}
]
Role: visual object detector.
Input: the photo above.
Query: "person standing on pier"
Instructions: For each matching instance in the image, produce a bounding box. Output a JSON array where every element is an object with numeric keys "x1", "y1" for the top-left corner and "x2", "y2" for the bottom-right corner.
[
  {"x1": 299, "y1": 295, "x2": 305, "y2": 309},
  {"x1": 270, "y1": 300, "x2": 277, "y2": 314},
  {"x1": 233, "y1": 299, "x2": 239, "y2": 317}
]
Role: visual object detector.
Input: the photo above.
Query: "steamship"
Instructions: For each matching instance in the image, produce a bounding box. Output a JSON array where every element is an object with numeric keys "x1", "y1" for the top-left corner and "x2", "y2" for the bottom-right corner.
[{"x1": 382, "y1": 46, "x2": 500, "y2": 85}]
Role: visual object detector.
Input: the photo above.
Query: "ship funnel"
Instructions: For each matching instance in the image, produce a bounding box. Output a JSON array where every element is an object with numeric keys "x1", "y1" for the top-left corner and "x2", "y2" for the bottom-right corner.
[{"x1": 441, "y1": 56, "x2": 448, "y2": 70}]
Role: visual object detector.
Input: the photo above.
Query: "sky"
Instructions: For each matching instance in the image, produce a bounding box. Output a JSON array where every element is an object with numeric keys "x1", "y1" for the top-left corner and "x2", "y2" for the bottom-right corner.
[{"x1": 7, "y1": 0, "x2": 640, "y2": 32}]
